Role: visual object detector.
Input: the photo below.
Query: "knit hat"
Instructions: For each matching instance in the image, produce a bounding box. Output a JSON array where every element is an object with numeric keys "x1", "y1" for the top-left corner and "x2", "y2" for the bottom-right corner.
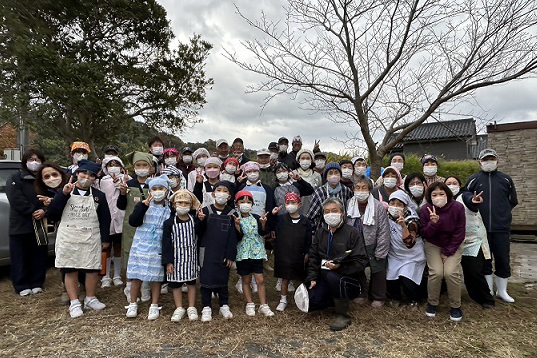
[
  {"x1": 285, "y1": 192, "x2": 301, "y2": 203},
  {"x1": 70, "y1": 141, "x2": 91, "y2": 153},
  {"x1": 126, "y1": 151, "x2": 154, "y2": 166},
  {"x1": 389, "y1": 152, "x2": 405, "y2": 163},
  {"x1": 147, "y1": 174, "x2": 170, "y2": 190},
  {"x1": 77, "y1": 159, "x2": 100, "y2": 175},
  {"x1": 241, "y1": 161, "x2": 260, "y2": 172},
  {"x1": 389, "y1": 190, "x2": 410, "y2": 206},
  {"x1": 235, "y1": 189, "x2": 253, "y2": 202},
  {"x1": 296, "y1": 148, "x2": 314, "y2": 162},
  {"x1": 420, "y1": 154, "x2": 438, "y2": 165},
  {"x1": 101, "y1": 156, "x2": 124, "y2": 176},
  {"x1": 193, "y1": 148, "x2": 210, "y2": 159},
  {"x1": 292, "y1": 135, "x2": 302, "y2": 143},
  {"x1": 322, "y1": 162, "x2": 342, "y2": 179},
  {"x1": 170, "y1": 189, "x2": 201, "y2": 211},
  {"x1": 204, "y1": 157, "x2": 223, "y2": 168},
  {"x1": 163, "y1": 147, "x2": 179, "y2": 156}
]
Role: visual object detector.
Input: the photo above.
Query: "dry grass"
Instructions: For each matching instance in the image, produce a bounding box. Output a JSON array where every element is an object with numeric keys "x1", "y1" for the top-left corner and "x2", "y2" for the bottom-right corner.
[{"x1": 1, "y1": 267, "x2": 537, "y2": 358}]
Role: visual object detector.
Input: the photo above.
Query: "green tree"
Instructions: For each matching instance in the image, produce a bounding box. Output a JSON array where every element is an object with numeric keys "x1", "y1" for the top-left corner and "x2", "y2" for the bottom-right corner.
[{"x1": 0, "y1": 0, "x2": 213, "y2": 157}]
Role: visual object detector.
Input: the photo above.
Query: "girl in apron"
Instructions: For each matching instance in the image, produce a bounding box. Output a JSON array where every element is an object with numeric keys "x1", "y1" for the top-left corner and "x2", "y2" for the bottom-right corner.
[
  {"x1": 48, "y1": 160, "x2": 112, "y2": 319},
  {"x1": 125, "y1": 174, "x2": 171, "y2": 320}
]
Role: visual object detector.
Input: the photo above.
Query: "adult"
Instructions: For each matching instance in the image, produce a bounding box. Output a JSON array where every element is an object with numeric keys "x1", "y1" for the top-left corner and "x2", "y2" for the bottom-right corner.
[
  {"x1": 375, "y1": 153, "x2": 406, "y2": 187},
  {"x1": 216, "y1": 139, "x2": 230, "y2": 161},
  {"x1": 346, "y1": 175, "x2": 390, "y2": 307},
  {"x1": 187, "y1": 148, "x2": 210, "y2": 191},
  {"x1": 102, "y1": 144, "x2": 120, "y2": 159},
  {"x1": 445, "y1": 176, "x2": 495, "y2": 308},
  {"x1": 352, "y1": 156, "x2": 369, "y2": 179},
  {"x1": 282, "y1": 135, "x2": 302, "y2": 169},
  {"x1": 306, "y1": 197, "x2": 368, "y2": 331},
  {"x1": 420, "y1": 154, "x2": 445, "y2": 188},
  {"x1": 313, "y1": 152, "x2": 327, "y2": 177},
  {"x1": 339, "y1": 159, "x2": 354, "y2": 190},
  {"x1": 257, "y1": 149, "x2": 277, "y2": 188},
  {"x1": 464, "y1": 148, "x2": 518, "y2": 303},
  {"x1": 371, "y1": 166, "x2": 403, "y2": 208},
  {"x1": 6, "y1": 149, "x2": 47, "y2": 296},
  {"x1": 295, "y1": 148, "x2": 322, "y2": 214},
  {"x1": 268, "y1": 142, "x2": 279, "y2": 165},
  {"x1": 67, "y1": 141, "x2": 90, "y2": 175},
  {"x1": 277, "y1": 137, "x2": 289, "y2": 163},
  {"x1": 404, "y1": 173, "x2": 427, "y2": 212},
  {"x1": 420, "y1": 181, "x2": 465, "y2": 322},
  {"x1": 177, "y1": 146, "x2": 195, "y2": 179},
  {"x1": 231, "y1": 138, "x2": 250, "y2": 166}
]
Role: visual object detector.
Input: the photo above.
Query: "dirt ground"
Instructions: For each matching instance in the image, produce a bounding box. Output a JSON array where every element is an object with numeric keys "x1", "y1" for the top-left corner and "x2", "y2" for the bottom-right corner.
[{"x1": 1, "y1": 265, "x2": 537, "y2": 358}]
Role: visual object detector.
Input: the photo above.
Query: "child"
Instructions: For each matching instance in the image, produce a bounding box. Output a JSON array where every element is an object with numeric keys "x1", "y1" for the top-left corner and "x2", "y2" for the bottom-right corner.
[
  {"x1": 196, "y1": 181, "x2": 237, "y2": 322},
  {"x1": 162, "y1": 165, "x2": 187, "y2": 193},
  {"x1": 193, "y1": 157, "x2": 223, "y2": 207},
  {"x1": 162, "y1": 189, "x2": 201, "y2": 322},
  {"x1": 234, "y1": 190, "x2": 275, "y2": 317},
  {"x1": 47, "y1": 160, "x2": 111, "y2": 318},
  {"x1": 221, "y1": 157, "x2": 239, "y2": 183},
  {"x1": 125, "y1": 174, "x2": 171, "y2": 320},
  {"x1": 271, "y1": 192, "x2": 311, "y2": 311}
]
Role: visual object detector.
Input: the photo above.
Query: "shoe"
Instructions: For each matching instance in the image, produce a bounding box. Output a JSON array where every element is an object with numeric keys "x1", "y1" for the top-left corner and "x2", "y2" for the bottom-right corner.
[
  {"x1": 161, "y1": 283, "x2": 168, "y2": 294},
  {"x1": 101, "y1": 277, "x2": 112, "y2": 288},
  {"x1": 84, "y1": 297, "x2": 106, "y2": 311},
  {"x1": 187, "y1": 307, "x2": 198, "y2": 320},
  {"x1": 450, "y1": 307, "x2": 463, "y2": 322},
  {"x1": 353, "y1": 297, "x2": 366, "y2": 305},
  {"x1": 19, "y1": 289, "x2": 32, "y2": 297},
  {"x1": 147, "y1": 304, "x2": 161, "y2": 320},
  {"x1": 425, "y1": 303, "x2": 437, "y2": 318},
  {"x1": 275, "y1": 278, "x2": 282, "y2": 291},
  {"x1": 69, "y1": 301, "x2": 84, "y2": 318},
  {"x1": 112, "y1": 277, "x2": 124, "y2": 286},
  {"x1": 276, "y1": 300, "x2": 287, "y2": 312},
  {"x1": 125, "y1": 302, "x2": 138, "y2": 318},
  {"x1": 181, "y1": 284, "x2": 188, "y2": 293},
  {"x1": 371, "y1": 300, "x2": 384, "y2": 308},
  {"x1": 329, "y1": 298, "x2": 351, "y2": 331},
  {"x1": 288, "y1": 281, "x2": 296, "y2": 292},
  {"x1": 259, "y1": 304, "x2": 275, "y2": 317},
  {"x1": 201, "y1": 306, "x2": 212, "y2": 322},
  {"x1": 245, "y1": 302, "x2": 256, "y2": 316},
  {"x1": 171, "y1": 307, "x2": 186, "y2": 322},
  {"x1": 495, "y1": 276, "x2": 515, "y2": 303},
  {"x1": 235, "y1": 279, "x2": 243, "y2": 294},
  {"x1": 141, "y1": 282, "x2": 151, "y2": 302},
  {"x1": 60, "y1": 291, "x2": 70, "y2": 306},
  {"x1": 251, "y1": 276, "x2": 258, "y2": 293},
  {"x1": 219, "y1": 305, "x2": 233, "y2": 319},
  {"x1": 31, "y1": 287, "x2": 43, "y2": 294}
]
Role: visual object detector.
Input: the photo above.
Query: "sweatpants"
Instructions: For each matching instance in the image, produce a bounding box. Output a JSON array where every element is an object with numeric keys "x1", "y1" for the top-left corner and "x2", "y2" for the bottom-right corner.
[
  {"x1": 387, "y1": 276, "x2": 420, "y2": 303},
  {"x1": 462, "y1": 249, "x2": 495, "y2": 305},
  {"x1": 308, "y1": 270, "x2": 361, "y2": 311},
  {"x1": 200, "y1": 286, "x2": 229, "y2": 308},
  {"x1": 483, "y1": 232, "x2": 511, "y2": 278},
  {"x1": 9, "y1": 234, "x2": 48, "y2": 293},
  {"x1": 424, "y1": 241, "x2": 463, "y2": 308}
]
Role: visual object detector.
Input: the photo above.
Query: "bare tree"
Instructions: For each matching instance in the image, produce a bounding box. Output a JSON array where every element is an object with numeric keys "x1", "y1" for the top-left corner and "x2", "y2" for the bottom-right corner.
[{"x1": 225, "y1": 0, "x2": 537, "y2": 176}]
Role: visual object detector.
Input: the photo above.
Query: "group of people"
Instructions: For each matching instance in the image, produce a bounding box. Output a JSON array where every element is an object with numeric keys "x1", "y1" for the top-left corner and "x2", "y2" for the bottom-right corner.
[{"x1": 6, "y1": 134, "x2": 518, "y2": 331}]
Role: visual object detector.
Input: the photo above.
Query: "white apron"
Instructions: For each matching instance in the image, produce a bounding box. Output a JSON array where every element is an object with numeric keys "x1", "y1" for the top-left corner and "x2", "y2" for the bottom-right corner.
[
  {"x1": 386, "y1": 219, "x2": 426, "y2": 284},
  {"x1": 55, "y1": 188, "x2": 102, "y2": 270}
]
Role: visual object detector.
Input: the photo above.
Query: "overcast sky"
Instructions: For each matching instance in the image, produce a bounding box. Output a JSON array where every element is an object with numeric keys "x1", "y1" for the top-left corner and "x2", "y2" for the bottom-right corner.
[{"x1": 159, "y1": 0, "x2": 537, "y2": 154}]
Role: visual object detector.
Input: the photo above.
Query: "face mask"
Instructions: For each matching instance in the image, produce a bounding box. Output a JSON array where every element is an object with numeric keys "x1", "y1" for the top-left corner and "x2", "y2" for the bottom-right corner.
[
  {"x1": 214, "y1": 192, "x2": 229, "y2": 205},
  {"x1": 205, "y1": 168, "x2": 220, "y2": 179},
  {"x1": 152, "y1": 146, "x2": 163, "y2": 155},
  {"x1": 279, "y1": 144, "x2": 288, "y2": 153},
  {"x1": 169, "y1": 178, "x2": 179, "y2": 188},
  {"x1": 315, "y1": 159, "x2": 326, "y2": 169},
  {"x1": 259, "y1": 163, "x2": 271, "y2": 169},
  {"x1": 388, "y1": 205, "x2": 403, "y2": 218},
  {"x1": 270, "y1": 153, "x2": 278, "y2": 160},
  {"x1": 182, "y1": 155, "x2": 193, "y2": 164},
  {"x1": 152, "y1": 190, "x2": 166, "y2": 202},
  {"x1": 354, "y1": 191, "x2": 369, "y2": 203},
  {"x1": 26, "y1": 160, "x2": 41, "y2": 172},
  {"x1": 44, "y1": 177, "x2": 62, "y2": 189},
  {"x1": 176, "y1": 206, "x2": 190, "y2": 215},
  {"x1": 73, "y1": 153, "x2": 88, "y2": 164},
  {"x1": 77, "y1": 177, "x2": 94, "y2": 189},
  {"x1": 342, "y1": 168, "x2": 353, "y2": 179},
  {"x1": 108, "y1": 166, "x2": 121, "y2": 176},
  {"x1": 355, "y1": 167, "x2": 366, "y2": 176},
  {"x1": 164, "y1": 157, "x2": 177, "y2": 166},
  {"x1": 481, "y1": 160, "x2": 498, "y2": 172},
  {"x1": 285, "y1": 204, "x2": 299, "y2": 214},
  {"x1": 239, "y1": 203, "x2": 252, "y2": 214},
  {"x1": 324, "y1": 213, "x2": 342, "y2": 227},
  {"x1": 432, "y1": 196, "x2": 447, "y2": 208},
  {"x1": 197, "y1": 157, "x2": 207, "y2": 166},
  {"x1": 384, "y1": 177, "x2": 397, "y2": 189},
  {"x1": 276, "y1": 172, "x2": 289, "y2": 182},
  {"x1": 299, "y1": 160, "x2": 311, "y2": 170},
  {"x1": 409, "y1": 185, "x2": 424, "y2": 198},
  {"x1": 225, "y1": 165, "x2": 237, "y2": 174},
  {"x1": 247, "y1": 172, "x2": 259, "y2": 182},
  {"x1": 327, "y1": 174, "x2": 341, "y2": 186},
  {"x1": 392, "y1": 162, "x2": 404, "y2": 171},
  {"x1": 423, "y1": 165, "x2": 437, "y2": 177},
  {"x1": 448, "y1": 184, "x2": 460, "y2": 196},
  {"x1": 135, "y1": 168, "x2": 149, "y2": 177}
]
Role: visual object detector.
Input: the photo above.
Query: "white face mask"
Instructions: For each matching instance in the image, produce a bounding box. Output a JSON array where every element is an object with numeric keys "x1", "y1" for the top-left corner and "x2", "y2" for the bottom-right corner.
[
  {"x1": 270, "y1": 153, "x2": 278, "y2": 160},
  {"x1": 152, "y1": 146, "x2": 163, "y2": 155},
  {"x1": 285, "y1": 204, "x2": 299, "y2": 214},
  {"x1": 247, "y1": 172, "x2": 259, "y2": 182},
  {"x1": 409, "y1": 185, "x2": 424, "y2": 198},
  {"x1": 391, "y1": 162, "x2": 404, "y2": 171},
  {"x1": 169, "y1": 178, "x2": 179, "y2": 188},
  {"x1": 108, "y1": 166, "x2": 121, "y2": 176},
  {"x1": 239, "y1": 203, "x2": 252, "y2": 214},
  {"x1": 448, "y1": 184, "x2": 460, "y2": 196},
  {"x1": 182, "y1": 155, "x2": 193, "y2": 164},
  {"x1": 314, "y1": 159, "x2": 326, "y2": 169},
  {"x1": 279, "y1": 144, "x2": 288, "y2": 153},
  {"x1": 135, "y1": 168, "x2": 149, "y2": 177},
  {"x1": 77, "y1": 177, "x2": 94, "y2": 189},
  {"x1": 152, "y1": 190, "x2": 166, "y2": 202},
  {"x1": 324, "y1": 213, "x2": 342, "y2": 227},
  {"x1": 481, "y1": 160, "x2": 498, "y2": 172},
  {"x1": 176, "y1": 206, "x2": 190, "y2": 215},
  {"x1": 197, "y1": 157, "x2": 207, "y2": 167},
  {"x1": 384, "y1": 177, "x2": 397, "y2": 189},
  {"x1": 299, "y1": 160, "x2": 311, "y2": 170},
  {"x1": 388, "y1": 205, "x2": 404, "y2": 218},
  {"x1": 354, "y1": 191, "x2": 369, "y2": 203},
  {"x1": 327, "y1": 174, "x2": 341, "y2": 186},
  {"x1": 259, "y1": 163, "x2": 271, "y2": 169},
  {"x1": 276, "y1": 172, "x2": 289, "y2": 182},
  {"x1": 164, "y1": 157, "x2": 177, "y2": 166},
  {"x1": 44, "y1": 177, "x2": 62, "y2": 189},
  {"x1": 73, "y1": 153, "x2": 88, "y2": 164},
  {"x1": 432, "y1": 196, "x2": 447, "y2": 208},
  {"x1": 342, "y1": 168, "x2": 353, "y2": 179},
  {"x1": 423, "y1": 165, "x2": 437, "y2": 177},
  {"x1": 214, "y1": 192, "x2": 229, "y2": 205},
  {"x1": 26, "y1": 160, "x2": 41, "y2": 172},
  {"x1": 225, "y1": 165, "x2": 237, "y2": 174},
  {"x1": 355, "y1": 167, "x2": 366, "y2": 176}
]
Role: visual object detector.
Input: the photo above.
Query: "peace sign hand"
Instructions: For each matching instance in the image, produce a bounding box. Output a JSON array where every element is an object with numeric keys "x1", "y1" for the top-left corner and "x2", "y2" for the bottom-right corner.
[
  {"x1": 427, "y1": 206, "x2": 439, "y2": 224},
  {"x1": 289, "y1": 171, "x2": 300, "y2": 181},
  {"x1": 259, "y1": 211, "x2": 268, "y2": 224},
  {"x1": 63, "y1": 176, "x2": 77, "y2": 195},
  {"x1": 119, "y1": 177, "x2": 128, "y2": 195},
  {"x1": 233, "y1": 213, "x2": 241, "y2": 231},
  {"x1": 313, "y1": 139, "x2": 320, "y2": 151},
  {"x1": 196, "y1": 169, "x2": 204, "y2": 183},
  {"x1": 142, "y1": 192, "x2": 153, "y2": 206},
  {"x1": 197, "y1": 208, "x2": 206, "y2": 221},
  {"x1": 472, "y1": 191, "x2": 484, "y2": 204},
  {"x1": 272, "y1": 205, "x2": 283, "y2": 215},
  {"x1": 237, "y1": 169, "x2": 247, "y2": 182},
  {"x1": 396, "y1": 212, "x2": 406, "y2": 227}
]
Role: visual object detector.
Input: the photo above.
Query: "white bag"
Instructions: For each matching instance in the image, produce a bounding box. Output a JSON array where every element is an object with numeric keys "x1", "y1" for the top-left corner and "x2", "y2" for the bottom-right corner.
[{"x1": 294, "y1": 283, "x2": 309, "y2": 313}]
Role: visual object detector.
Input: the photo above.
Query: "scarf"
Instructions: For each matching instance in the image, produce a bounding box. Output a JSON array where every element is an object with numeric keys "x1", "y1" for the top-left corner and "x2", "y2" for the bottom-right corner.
[
  {"x1": 297, "y1": 167, "x2": 313, "y2": 178},
  {"x1": 327, "y1": 183, "x2": 342, "y2": 195},
  {"x1": 347, "y1": 194, "x2": 375, "y2": 225}
]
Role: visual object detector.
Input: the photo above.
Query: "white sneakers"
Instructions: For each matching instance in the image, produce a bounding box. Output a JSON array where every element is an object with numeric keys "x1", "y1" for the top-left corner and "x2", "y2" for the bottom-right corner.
[
  {"x1": 219, "y1": 305, "x2": 233, "y2": 319},
  {"x1": 187, "y1": 307, "x2": 198, "y2": 320},
  {"x1": 201, "y1": 306, "x2": 212, "y2": 322},
  {"x1": 31, "y1": 287, "x2": 43, "y2": 294},
  {"x1": 19, "y1": 289, "x2": 32, "y2": 297},
  {"x1": 84, "y1": 297, "x2": 106, "y2": 311},
  {"x1": 171, "y1": 307, "x2": 186, "y2": 322},
  {"x1": 259, "y1": 304, "x2": 275, "y2": 317},
  {"x1": 148, "y1": 304, "x2": 161, "y2": 320},
  {"x1": 112, "y1": 277, "x2": 124, "y2": 286},
  {"x1": 126, "y1": 302, "x2": 138, "y2": 318},
  {"x1": 101, "y1": 277, "x2": 112, "y2": 288},
  {"x1": 276, "y1": 300, "x2": 287, "y2": 312},
  {"x1": 245, "y1": 302, "x2": 256, "y2": 316},
  {"x1": 69, "y1": 301, "x2": 84, "y2": 318}
]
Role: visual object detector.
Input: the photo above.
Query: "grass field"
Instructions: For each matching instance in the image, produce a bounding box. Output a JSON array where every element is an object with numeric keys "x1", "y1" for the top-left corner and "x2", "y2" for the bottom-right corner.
[{"x1": 1, "y1": 267, "x2": 536, "y2": 358}]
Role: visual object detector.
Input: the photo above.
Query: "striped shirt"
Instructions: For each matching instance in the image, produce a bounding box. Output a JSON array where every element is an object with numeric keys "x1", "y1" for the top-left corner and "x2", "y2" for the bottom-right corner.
[
  {"x1": 306, "y1": 184, "x2": 353, "y2": 234},
  {"x1": 167, "y1": 215, "x2": 198, "y2": 283}
]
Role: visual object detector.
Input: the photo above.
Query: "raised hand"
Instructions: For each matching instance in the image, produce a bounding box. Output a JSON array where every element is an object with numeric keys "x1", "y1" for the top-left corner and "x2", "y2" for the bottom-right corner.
[
  {"x1": 289, "y1": 171, "x2": 300, "y2": 181},
  {"x1": 427, "y1": 206, "x2": 439, "y2": 224},
  {"x1": 119, "y1": 177, "x2": 128, "y2": 195},
  {"x1": 112, "y1": 173, "x2": 120, "y2": 183},
  {"x1": 63, "y1": 176, "x2": 77, "y2": 195},
  {"x1": 196, "y1": 169, "x2": 204, "y2": 183},
  {"x1": 142, "y1": 192, "x2": 153, "y2": 206},
  {"x1": 233, "y1": 213, "x2": 241, "y2": 231},
  {"x1": 472, "y1": 191, "x2": 484, "y2": 204},
  {"x1": 272, "y1": 205, "x2": 283, "y2": 215},
  {"x1": 313, "y1": 139, "x2": 320, "y2": 151},
  {"x1": 260, "y1": 211, "x2": 268, "y2": 225},
  {"x1": 397, "y1": 212, "x2": 406, "y2": 227},
  {"x1": 237, "y1": 169, "x2": 247, "y2": 182},
  {"x1": 197, "y1": 208, "x2": 206, "y2": 221}
]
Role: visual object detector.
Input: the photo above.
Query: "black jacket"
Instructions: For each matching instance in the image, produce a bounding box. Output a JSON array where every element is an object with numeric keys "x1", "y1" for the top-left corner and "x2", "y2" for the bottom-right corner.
[
  {"x1": 6, "y1": 169, "x2": 44, "y2": 236},
  {"x1": 464, "y1": 170, "x2": 518, "y2": 233}
]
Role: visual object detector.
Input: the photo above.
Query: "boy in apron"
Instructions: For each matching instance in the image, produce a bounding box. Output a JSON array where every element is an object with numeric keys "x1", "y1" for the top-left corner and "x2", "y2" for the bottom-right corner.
[{"x1": 48, "y1": 160, "x2": 111, "y2": 318}]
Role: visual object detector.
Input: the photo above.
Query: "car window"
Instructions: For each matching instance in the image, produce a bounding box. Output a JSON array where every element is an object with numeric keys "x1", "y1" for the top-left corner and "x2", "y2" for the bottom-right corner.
[{"x1": 0, "y1": 169, "x2": 19, "y2": 192}]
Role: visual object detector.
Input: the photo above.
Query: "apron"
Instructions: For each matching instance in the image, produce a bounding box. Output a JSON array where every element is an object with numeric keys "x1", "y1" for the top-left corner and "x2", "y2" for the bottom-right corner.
[
  {"x1": 244, "y1": 183, "x2": 267, "y2": 216},
  {"x1": 386, "y1": 219, "x2": 426, "y2": 284},
  {"x1": 55, "y1": 189, "x2": 101, "y2": 270},
  {"x1": 202, "y1": 181, "x2": 216, "y2": 208},
  {"x1": 121, "y1": 183, "x2": 149, "y2": 271}
]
